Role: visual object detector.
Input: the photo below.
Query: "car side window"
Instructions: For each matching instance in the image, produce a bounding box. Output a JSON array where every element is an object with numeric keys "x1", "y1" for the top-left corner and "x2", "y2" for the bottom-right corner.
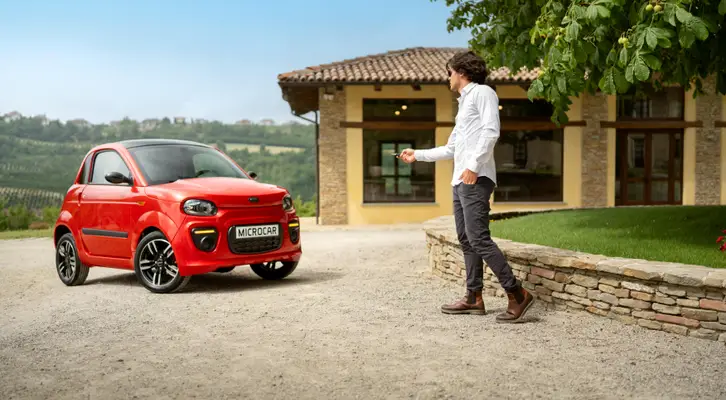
[{"x1": 90, "y1": 151, "x2": 131, "y2": 185}]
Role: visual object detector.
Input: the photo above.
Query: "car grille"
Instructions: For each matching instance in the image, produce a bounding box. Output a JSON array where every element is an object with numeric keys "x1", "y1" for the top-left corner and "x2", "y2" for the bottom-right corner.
[{"x1": 227, "y1": 225, "x2": 282, "y2": 254}]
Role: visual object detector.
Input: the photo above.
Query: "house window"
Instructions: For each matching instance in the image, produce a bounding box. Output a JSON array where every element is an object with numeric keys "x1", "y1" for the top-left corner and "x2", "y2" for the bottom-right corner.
[
  {"x1": 494, "y1": 129, "x2": 564, "y2": 202},
  {"x1": 493, "y1": 99, "x2": 563, "y2": 202},
  {"x1": 617, "y1": 86, "x2": 684, "y2": 120},
  {"x1": 362, "y1": 129, "x2": 436, "y2": 203}
]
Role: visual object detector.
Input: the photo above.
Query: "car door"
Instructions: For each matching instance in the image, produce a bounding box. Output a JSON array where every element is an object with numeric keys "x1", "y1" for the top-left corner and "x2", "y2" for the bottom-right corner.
[{"x1": 78, "y1": 149, "x2": 138, "y2": 259}]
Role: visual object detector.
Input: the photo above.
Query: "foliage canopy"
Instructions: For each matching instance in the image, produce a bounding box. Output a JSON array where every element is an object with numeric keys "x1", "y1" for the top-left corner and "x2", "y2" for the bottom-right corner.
[{"x1": 435, "y1": 0, "x2": 726, "y2": 123}]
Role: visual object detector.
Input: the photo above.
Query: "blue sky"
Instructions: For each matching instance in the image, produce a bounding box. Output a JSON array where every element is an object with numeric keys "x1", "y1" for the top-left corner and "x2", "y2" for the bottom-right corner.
[{"x1": 0, "y1": 0, "x2": 472, "y2": 125}]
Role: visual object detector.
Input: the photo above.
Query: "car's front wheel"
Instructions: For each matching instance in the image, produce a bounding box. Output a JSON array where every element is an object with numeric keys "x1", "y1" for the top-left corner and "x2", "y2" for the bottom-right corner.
[
  {"x1": 55, "y1": 233, "x2": 90, "y2": 286},
  {"x1": 250, "y1": 261, "x2": 298, "y2": 280},
  {"x1": 134, "y1": 231, "x2": 191, "y2": 293}
]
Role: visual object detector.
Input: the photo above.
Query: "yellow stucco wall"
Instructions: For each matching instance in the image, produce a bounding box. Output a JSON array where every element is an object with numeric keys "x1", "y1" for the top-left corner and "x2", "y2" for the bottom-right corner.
[
  {"x1": 345, "y1": 85, "x2": 455, "y2": 225},
  {"x1": 683, "y1": 86, "x2": 697, "y2": 205},
  {"x1": 344, "y1": 84, "x2": 584, "y2": 224}
]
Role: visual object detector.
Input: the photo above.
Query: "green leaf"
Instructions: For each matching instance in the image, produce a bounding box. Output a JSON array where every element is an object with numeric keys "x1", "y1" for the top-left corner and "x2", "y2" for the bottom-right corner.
[
  {"x1": 565, "y1": 21, "x2": 580, "y2": 42},
  {"x1": 676, "y1": 7, "x2": 691, "y2": 23},
  {"x1": 557, "y1": 76, "x2": 567, "y2": 93},
  {"x1": 679, "y1": 28, "x2": 696, "y2": 48},
  {"x1": 625, "y1": 63, "x2": 634, "y2": 83},
  {"x1": 598, "y1": 68, "x2": 617, "y2": 94},
  {"x1": 686, "y1": 17, "x2": 709, "y2": 41},
  {"x1": 586, "y1": 5, "x2": 609, "y2": 20},
  {"x1": 613, "y1": 68, "x2": 630, "y2": 93},
  {"x1": 606, "y1": 48, "x2": 617, "y2": 65},
  {"x1": 645, "y1": 29, "x2": 658, "y2": 49},
  {"x1": 664, "y1": 4, "x2": 677, "y2": 26},
  {"x1": 573, "y1": 42, "x2": 587, "y2": 63},
  {"x1": 618, "y1": 47, "x2": 628, "y2": 67},
  {"x1": 527, "y1": 79, "x2": 544, "y2": 100},
  {"x1": 632, "y1": 56, "x2": 650, "y2": 81},
  {"x1": 657, "y1": 37, "x2": 672, "y2": 48},
  {"x1": 720, "y1": 0, "x2": 726, "y2": 15},
  {"x1": 571, "y1": 5, "x2": 587, "y2": 20},
  {"x1": 641, "y1": 54, "x2": 662, "y2": 70}
]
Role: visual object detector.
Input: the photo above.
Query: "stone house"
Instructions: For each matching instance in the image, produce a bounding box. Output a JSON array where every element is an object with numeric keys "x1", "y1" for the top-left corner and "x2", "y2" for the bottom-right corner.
[{"x1": 277, "y1": 47, "x2": 725, "y2": 225}]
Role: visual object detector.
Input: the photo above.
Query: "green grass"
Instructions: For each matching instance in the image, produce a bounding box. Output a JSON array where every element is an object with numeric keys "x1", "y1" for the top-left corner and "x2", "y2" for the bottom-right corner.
[
  {"x1": 491, "y1": 206, "x2": 726, "y2": 268},
  {"x1": 0, "y1": 228, "x2": 52, "y2": 240}
]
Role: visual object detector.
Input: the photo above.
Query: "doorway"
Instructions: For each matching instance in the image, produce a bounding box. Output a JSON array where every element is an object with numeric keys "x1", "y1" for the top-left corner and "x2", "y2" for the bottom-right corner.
[{"x1": 615, "y1": 130, "x2": 683, "y2": 205}]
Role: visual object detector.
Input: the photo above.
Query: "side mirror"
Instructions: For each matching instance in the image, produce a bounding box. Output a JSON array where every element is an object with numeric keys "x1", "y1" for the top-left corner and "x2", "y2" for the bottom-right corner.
[
  {"x1": 105, "y1": 171, "x2": 133, "y2": 185},
  {"x1": 248, "y1": 171, "x2": 257, "y2": 180}
]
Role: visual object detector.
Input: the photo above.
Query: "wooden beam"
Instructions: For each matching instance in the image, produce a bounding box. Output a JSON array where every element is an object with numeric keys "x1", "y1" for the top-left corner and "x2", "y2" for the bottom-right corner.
[
  {"x1": 340, "y1": 120, "x2": 586, "y2": 130},
  {"x1": 599, "y1": 120, "x2": 703, "y2": 129},
  {"x1": 500, "y1": 120, "x2": 586, "y2": 131},
  {"x1": 340, "y1": 121, "x2": 453, "y2": 129},
  {"x1": 715, "y1": 121, "x2": 726, "y2": 128}
]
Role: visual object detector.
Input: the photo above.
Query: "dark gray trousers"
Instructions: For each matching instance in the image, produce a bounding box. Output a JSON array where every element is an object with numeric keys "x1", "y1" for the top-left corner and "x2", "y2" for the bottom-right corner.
[{"x1": 453, "y1": 176, "x2": 518, "y2": 293}]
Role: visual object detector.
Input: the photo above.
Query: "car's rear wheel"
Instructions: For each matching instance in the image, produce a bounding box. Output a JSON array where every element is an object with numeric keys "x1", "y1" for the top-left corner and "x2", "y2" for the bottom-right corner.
[
  {"x1": 55, "y1": 233, "x2": 89, "y2": 286},
  {"x1": 134, "y1": 231, "x2": 190, "y2": 293},
  {"x1": 250, "y1": 261, "x2": 298, "y2": 280},
  {"x1": 214, "y1": 266, "x2": 235, "y2": 273}
]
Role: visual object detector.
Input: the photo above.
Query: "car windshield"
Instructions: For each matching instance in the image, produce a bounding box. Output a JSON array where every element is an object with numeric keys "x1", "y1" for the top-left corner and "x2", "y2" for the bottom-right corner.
[{"x1": 127, "y1": 144, "x2": 249, "y2": 185}]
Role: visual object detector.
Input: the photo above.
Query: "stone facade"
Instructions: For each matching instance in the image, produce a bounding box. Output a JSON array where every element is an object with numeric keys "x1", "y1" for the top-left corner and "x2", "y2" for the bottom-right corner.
[
  {"x1": 695, "y1": 75, "x2": 722, "y2": 205},
  {"x1": 425, "y1": 222, "x2": 726, "y2": 345},
  {"x1": 581, "y1": 92, "x2": 610, "y2": 207},
  {"x1": 318, "y1": 88, "x2": 348, "y2": 225}
]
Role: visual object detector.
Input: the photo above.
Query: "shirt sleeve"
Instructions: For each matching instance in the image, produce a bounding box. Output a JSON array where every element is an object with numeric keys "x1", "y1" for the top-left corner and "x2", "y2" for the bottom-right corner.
[
  {"x1": 413, "y1": 125, "x2": 456, "y2": 162},
  {"x1": 465, "y1": 87, "x2": 500, "y2": 172}
]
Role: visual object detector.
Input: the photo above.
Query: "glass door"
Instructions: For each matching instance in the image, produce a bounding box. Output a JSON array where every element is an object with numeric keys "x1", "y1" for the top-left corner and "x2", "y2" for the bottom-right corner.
[{"x1": 615, "y1": 131, "x2": 683, "y2": 205}]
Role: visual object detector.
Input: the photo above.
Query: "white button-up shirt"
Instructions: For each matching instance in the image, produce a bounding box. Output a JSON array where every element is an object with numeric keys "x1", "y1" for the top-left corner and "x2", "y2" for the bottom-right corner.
[{"x1": 414, "y1": 82, "x2": 500, "y2": 186}]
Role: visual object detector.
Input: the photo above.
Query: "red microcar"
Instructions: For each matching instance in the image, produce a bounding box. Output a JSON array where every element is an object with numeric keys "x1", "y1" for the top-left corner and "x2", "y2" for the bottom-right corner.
[{"x1": 53, "y1": 139, "x2": 302, "y2": 293}]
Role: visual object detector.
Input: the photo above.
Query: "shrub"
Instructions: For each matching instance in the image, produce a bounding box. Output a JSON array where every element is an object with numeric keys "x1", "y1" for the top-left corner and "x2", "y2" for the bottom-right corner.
[
  {"x1": 42, "y1": 206, "x2": 61, "y2": 225},
  {"x1": 6, "y1": 204, "x2": 35, "y2": 230},
  {"x1": 293, "y1": 195, "x2": 316, "y2": 217}
]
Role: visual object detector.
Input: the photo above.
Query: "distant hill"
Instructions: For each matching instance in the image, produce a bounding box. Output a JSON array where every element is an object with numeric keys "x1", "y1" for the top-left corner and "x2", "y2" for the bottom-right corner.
[{"x1": 0, "y1": 116, "x2": 318, "y2": 209}]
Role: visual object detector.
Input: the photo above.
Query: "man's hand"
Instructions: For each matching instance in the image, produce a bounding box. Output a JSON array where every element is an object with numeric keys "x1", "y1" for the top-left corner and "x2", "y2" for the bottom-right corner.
[
  {"x1": 398, "y1": 148, "x2": 416, "y2": 164},
  {"x1": 459, "y1": 169, "x2": 477, "y2": 184}
]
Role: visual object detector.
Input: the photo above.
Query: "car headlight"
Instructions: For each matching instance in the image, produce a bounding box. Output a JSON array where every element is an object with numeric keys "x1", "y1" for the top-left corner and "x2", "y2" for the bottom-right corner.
[
  {"x1": 183, "y1": 199, "x2": 217, "y2": 216},
  {"x1": 282, "y1": 194, "x2": 293, "y2": 212}
]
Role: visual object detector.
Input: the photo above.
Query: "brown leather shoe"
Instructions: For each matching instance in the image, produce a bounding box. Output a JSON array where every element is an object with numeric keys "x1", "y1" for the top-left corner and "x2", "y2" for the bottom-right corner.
[
  {"x1": 496, "y1": 286, "x2": 535, "y2": 323},
  {"x1": 441, "y1": 290, "x2": 486, "y2": 315}
]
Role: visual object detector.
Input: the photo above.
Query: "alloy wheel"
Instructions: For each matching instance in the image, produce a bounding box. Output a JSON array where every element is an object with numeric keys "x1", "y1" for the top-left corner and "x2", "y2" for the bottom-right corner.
[{"x1": 138, "y1": 238, "x2": 179, "y2": 289}]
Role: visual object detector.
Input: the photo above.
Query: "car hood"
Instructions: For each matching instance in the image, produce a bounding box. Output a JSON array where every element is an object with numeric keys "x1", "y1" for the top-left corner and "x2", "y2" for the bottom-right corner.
[{"x1": 144, "y1": 177, "x2": 289, "y2": 207}]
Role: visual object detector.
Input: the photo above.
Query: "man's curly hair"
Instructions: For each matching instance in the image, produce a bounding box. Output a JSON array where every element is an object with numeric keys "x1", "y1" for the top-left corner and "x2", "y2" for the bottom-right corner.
[{"x1": 446, "y1": 51, "x2": 489, "y2": 84}]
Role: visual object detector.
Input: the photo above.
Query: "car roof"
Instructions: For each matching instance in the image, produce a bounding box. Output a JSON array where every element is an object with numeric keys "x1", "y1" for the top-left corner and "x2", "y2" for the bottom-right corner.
[{"x1": 118, "y1": 139, "x2": 213, "y2": 149}]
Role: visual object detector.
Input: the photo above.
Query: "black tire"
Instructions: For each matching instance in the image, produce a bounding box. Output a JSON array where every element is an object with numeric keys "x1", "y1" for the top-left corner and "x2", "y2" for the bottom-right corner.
[
  {"x1": 214, "y1": 266, "x2": 236, "y2": 273},
  {"x1": 55, "y1": 233, "x2": 90, "y2": 286},
  {"x1": 134, "y1": 231, "x2": 191, "y2": 293},
  {"x1": 250, "y1": 261, "x2": 298, "y2": 280}
]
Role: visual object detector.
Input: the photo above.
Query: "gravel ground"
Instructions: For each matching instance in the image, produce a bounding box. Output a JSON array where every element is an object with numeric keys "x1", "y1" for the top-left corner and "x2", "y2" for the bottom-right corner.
[{"x1": 1, "y1": 226, "x2": 725, "y2": 400}]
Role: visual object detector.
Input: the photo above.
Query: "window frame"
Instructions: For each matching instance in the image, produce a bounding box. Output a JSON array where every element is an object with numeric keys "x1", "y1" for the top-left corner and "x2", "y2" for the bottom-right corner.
[{"x1": 87, "y1": 149, "x2": 134, "y2": 186}]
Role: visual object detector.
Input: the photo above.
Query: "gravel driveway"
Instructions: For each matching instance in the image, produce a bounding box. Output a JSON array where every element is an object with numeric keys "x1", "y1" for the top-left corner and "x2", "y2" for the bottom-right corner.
[{"x1": 1, "y1": 226, "x2": 725, "y2": 399}]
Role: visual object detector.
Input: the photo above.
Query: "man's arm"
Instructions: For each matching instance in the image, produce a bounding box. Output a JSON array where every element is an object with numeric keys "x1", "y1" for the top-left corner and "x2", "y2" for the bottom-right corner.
[
  {"x1": 464, "y1": 87, "x2": 500, "y2": 172},
  {"x1": 412, "y1": 126, "x2": 456, "y2": 162}
]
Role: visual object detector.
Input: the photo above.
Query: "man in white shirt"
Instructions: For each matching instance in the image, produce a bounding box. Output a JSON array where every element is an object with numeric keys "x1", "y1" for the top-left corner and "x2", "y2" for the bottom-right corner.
[{"x1": 399, "y1": 51, "x2": 534, "y2": 323}]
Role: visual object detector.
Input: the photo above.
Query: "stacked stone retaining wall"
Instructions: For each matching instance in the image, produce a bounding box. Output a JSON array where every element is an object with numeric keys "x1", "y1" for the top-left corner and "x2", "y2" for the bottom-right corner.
[{"x1": 425, "y1": 225, "x2": 726, "y2": 345}]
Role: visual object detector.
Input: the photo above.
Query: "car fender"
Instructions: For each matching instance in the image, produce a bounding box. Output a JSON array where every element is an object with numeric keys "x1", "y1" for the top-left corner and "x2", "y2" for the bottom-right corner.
[{"x1": 130, "y1": 211, "x2": 181, "y2": 255}]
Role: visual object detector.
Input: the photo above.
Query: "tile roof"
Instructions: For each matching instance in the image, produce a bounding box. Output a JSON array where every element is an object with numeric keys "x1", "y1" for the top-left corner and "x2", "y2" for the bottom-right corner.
[{"x1": 277, "y1": 47, "x2": 539, "y2": 85}]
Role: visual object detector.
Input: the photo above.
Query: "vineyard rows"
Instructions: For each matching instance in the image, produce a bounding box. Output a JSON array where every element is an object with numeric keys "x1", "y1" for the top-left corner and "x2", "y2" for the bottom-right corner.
[{"x1": 0, "y1": 187, "x2": 64, "y2": 209}]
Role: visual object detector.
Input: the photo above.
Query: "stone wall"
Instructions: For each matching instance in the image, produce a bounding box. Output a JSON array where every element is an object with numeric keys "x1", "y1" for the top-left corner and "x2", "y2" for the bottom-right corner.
[
  {"x1": 425, "y1": 224, "x2": 726, "y2": 345},
  {"x1": 695, "y1": 75, "x2": 722, "y2": 205},
  {"x1": 581, "y1": 92, "x2": 610, "y2": 207},
  {"x1": 318, "y1": 88, "x2": 348, "y2": 225}
]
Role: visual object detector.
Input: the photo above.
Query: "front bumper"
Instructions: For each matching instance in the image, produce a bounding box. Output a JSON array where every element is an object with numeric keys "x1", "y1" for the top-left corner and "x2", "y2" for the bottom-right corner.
[{"x1": 172, "y1": 208, "x2": 302, "y2": 276}]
